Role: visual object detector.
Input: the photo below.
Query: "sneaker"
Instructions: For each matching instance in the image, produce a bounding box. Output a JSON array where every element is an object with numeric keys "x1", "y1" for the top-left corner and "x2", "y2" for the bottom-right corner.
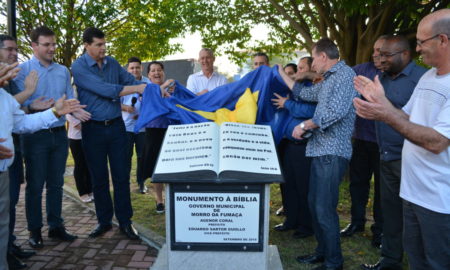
[
  {"x1": 80, "y1": 194, "x2": 92, "y2": 203},
  {"x1": 89, "y1": 193, "x2": 94, "y2": 201},
  {"x1": 156, "y1": 203, "x2": 165, "y2": 214}
]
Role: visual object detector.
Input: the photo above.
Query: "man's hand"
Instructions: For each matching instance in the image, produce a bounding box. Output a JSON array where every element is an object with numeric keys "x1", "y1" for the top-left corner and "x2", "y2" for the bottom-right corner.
[
  {"x1": 53, "y1": 94, "x2": 86, "y2": 117},
  {"x1": 197, "y1": 89, "x2": 209, "y2": 96},
  {"x1": 136, "y1": 84, "x2": 146, "y2": 94},
  {"x1": 271, "y1": 93, "x2": 289, "y2": 109},
  {"x1": 122, "y1": 104, "x2": 135, "y2": 113},
  {"x1": 0, "y1": 62, "x2": 20, "y2": 87},
  {"x1": 24, "y1": 70, "x2": 39, "y2": 94},
  {"x1": 0, "y1": 139, "x2": 14, "y2": 159},
  {"x1": 292, "y1": 119, "x2": 318, "y2": 140},
  {"x1": 292, "y1": 124, "x2": 306, "y2": 140},
  {"x1": 162, "y1": 79, "x2": 175, "y2": 94},
  {"x1": 30, "y1": 97, "x2": 54, "y2": 111},
  {"x1": 295, "y1": 71, "x2": 323, "y2": 83},
  {"x1": 71, "y1": 108, "x2": 91, "y2": 122},
  {"x1": 353, "y1": 75, "x2": 394, "y2": 121}
]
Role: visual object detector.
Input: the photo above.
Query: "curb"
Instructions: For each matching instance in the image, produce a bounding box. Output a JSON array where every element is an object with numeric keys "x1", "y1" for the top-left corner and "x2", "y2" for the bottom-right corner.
[{"x1": 63, "y1": 184, "x2": 165, "y2": 250}]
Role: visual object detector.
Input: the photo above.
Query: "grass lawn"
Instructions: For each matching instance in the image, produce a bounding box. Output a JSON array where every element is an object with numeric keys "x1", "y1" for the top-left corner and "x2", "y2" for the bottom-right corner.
[{"x1": 65, "y1": 153, "x2": 404, "y2": 270}]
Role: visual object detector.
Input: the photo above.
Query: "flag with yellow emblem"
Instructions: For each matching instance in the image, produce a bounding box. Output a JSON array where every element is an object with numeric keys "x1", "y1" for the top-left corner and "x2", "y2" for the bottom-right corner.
[{"x1": 135, "y1": 65, "x2": 291, "y2": 143}]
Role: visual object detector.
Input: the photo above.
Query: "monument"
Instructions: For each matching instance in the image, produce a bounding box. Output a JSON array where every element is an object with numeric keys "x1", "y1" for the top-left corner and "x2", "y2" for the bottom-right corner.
[{"x1": 151, "y1": 122, "x2": 284, "y2": 270}]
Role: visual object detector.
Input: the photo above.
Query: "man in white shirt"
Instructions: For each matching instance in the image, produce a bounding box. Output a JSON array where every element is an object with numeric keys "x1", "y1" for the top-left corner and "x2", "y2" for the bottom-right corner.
[
  {"x1": 0, "y1": 62, "x2": 85, "y2": 270},
  {"x1": 122, "y1": 57, "x2": 149, "y2": 193},
  {"x1": 353, "y1": 9, "x2": 450, "y2": 270},
  {"x1": 252, "y1": 52, "x2": 270, "y2": 69},
  {"x1": 186, "y1": 48, "x2": 227, "y2": 95}
]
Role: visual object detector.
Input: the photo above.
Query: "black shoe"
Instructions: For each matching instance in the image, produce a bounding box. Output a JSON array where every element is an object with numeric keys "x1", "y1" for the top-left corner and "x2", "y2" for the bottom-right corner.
[
  {"x1": 292, "y1": 230, "x2": 314, "y2": 239},
  {"x1": 312, "y1": 264, "x2": 343, "y2": 270},
  {"x1": 28, "y1": 230, "x2": 43, "y2": 249},
  {"x1": 120, "y1": 224, "x2": 139, "y2": 240},
  {"x1": 275, "y1": 207, "x2": 285, "y2": 216},
  {"x1": 48, "y1": 226, "x2": 78, "y2": 242},
  {"x1": 10, "y1": 243, "x2": 35, "y2": 259},
  {"x1": 340, "y1": 223, "x2": 364, "y2": 237},
  {"x1": 156, "y1": 203, "x2": 165, "y2": 214},
  {"x1": 371, "y1": 233, "x2": 382, "y2": 249},
  {"x1": 139, "y1": 183, "x2": 148, "y2": 194},
  {"x1": 89, "y1": 224, "x2": 113, "y2": 238},
  {"x1": 361, "y1": 261, "x2": 401, "y2": 270},
  {"x1": 7, "y1": 253, "x2": 27, "y2": 270},
  {"x1": 274, "y1": 223, "x2": 295, "y2": 232},
  {"x1": 296, "y1": 253, "x2": 325, "y2": 264}
]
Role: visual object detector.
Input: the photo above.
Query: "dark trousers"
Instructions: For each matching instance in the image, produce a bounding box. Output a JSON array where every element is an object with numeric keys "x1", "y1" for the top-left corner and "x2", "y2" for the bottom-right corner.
[
  {"x1": 125, "y1": 132, "x2": 145, "y2": 185},
  {"x1": 278, "y1": 139, "x2": 313, "y2": 234},
  {"x1": 379, "y1": 159, "x2": 403, "y2": 269},
  {"x1": 309, "y1": 155, "x2": 348, "y2": 268},
  {"x1": 403, "y1": 200, "x2": 450, "y2": 270},
  {"x1": 141, "y1": 128, "x2": 167, "y2": 180},
  {"x1": 22, "y1": 129, "x2": 67, "y2": 231},
  {"x1": 8, "y1": 134, "x2": 24, "y2": 247},
  {"x1": 349, "y1": 139, "x2": 382, "y2": 234},
  {"x1": 69, "y1": 139, "x2": 92, "y2": 196},
  {"x1": 82, "y1": 119, "x2": 133, "y2": 226}
]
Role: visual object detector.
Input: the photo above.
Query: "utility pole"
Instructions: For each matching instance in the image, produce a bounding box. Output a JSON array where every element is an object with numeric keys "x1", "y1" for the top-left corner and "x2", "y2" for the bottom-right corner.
[{"x1": 7, "y1": 0, "x2": 17, "y2": 38}]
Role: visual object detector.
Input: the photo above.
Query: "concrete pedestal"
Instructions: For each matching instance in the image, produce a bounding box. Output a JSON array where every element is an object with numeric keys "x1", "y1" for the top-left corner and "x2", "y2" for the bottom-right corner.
[{"x1": 150, "y1": 184, "x2": 283, "y2": 270}]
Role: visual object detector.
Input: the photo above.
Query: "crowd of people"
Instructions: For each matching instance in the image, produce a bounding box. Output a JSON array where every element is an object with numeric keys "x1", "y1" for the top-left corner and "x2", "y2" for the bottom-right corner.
[{"x1": 0, "y1": 8, "x2": 449, "y2": 270}]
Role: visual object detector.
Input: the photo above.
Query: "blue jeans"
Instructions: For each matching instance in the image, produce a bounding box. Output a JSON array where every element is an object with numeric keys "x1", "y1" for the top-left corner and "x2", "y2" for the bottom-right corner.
[
  {"x1": 125, "y1": 132, "x2": 145, "y2": 185},
  {"x1": 22, "y1": 129, "x2": 68, "y2": 231},
  {"x1": 308, "y1": 155, "x2": 348, "y2": 268},
  {"x1": 403, "y1": 200, "x2": 450, "y2": 270},
  {"x1": 8, "y1": 134, "x2": 24, "y2": 246},
  {"x1": 82, "y1": 119, "x2": 133, "y2": 226}
]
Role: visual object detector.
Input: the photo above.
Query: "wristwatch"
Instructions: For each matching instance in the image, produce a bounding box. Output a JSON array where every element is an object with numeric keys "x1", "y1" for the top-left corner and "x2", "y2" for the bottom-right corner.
[{"x1": 300, "y1": 122, "x2": 307, "y2": 131}]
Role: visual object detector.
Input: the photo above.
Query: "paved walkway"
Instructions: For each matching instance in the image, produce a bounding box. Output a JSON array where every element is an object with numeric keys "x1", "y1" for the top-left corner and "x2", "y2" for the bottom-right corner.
[{"x1": 14, "y1": 185, "x2": 158, "y2": 270}]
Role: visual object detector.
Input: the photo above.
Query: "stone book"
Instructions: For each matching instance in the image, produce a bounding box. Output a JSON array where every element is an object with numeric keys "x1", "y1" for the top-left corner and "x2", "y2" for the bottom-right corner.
[{"x1": 152, "y1": 122, "x2": 282, "y2": 183}]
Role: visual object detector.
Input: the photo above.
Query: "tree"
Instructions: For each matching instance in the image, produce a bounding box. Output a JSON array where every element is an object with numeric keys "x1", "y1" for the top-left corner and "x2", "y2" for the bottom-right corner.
[
  {"x1": 0, "y1": 0, "x2": 186, "y2": 67},
  {"x1": 179, "y1": 0, "x2": 450, "y2": 65}
]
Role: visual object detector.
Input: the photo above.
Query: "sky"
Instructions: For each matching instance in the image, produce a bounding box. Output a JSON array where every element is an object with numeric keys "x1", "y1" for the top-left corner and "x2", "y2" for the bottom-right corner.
[{"x1": 163, "y1": 25, "x2": 272, "y2": 78}]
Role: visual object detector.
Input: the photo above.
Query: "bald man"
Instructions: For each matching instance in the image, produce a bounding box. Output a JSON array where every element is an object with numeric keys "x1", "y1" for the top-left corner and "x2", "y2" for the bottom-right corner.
[{"x1": 354, "y1": 9, "x2": 450, "y2": 270}]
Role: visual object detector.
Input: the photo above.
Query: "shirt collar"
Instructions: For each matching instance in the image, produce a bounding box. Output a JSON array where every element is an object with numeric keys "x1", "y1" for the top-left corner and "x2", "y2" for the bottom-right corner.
[
  {"x1": 381, "y1": 61, "x2": 416, "y2": 80},
  {"x1": 323, "y1": 60, "x2": 346, "y2": 77},
  {"x1": 84, "y1": 53, "x2": 107, "y2": 67},
  {"x1": 31, "y1": 55, "x2": 55, "y2": 69}
]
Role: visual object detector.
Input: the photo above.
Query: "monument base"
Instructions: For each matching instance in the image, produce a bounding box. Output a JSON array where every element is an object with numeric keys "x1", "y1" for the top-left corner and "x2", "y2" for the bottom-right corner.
[{"x1": 150, "y1": 244, "x2": 283, "y2": 270}]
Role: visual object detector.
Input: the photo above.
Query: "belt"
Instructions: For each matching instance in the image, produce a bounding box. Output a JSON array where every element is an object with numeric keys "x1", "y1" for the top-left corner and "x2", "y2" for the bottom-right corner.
[
  {"x1": 41, "y1": 126, "x2": 66, "y2": 133},
  {"x1": 88, "y1": 117, "x2": 122, "y2": 126}
]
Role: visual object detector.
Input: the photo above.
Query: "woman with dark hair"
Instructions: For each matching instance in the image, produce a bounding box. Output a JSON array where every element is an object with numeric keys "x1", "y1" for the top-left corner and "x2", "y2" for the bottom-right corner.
[{"x1": 140, "y1": 61, "x2": 175, "y2": 214}]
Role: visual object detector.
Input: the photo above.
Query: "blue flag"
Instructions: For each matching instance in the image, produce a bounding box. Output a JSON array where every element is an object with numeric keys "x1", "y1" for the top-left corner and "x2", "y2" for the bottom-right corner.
[{"x1": 135, "y1": 65, "x2": 292, "y2": 143}]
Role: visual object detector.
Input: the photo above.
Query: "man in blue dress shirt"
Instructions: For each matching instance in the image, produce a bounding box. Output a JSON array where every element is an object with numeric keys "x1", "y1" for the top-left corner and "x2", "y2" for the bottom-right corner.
[
  {"x1": 1, "y1": 62, "x2": 85, "y2": 270},
  {"x1": 15, "y1": 26, "x2": 90, "y2": 249},
  {"x1": 360, "y1": 35, "x2": 427, "y2": 270},
  {"x1": 71, "y1": 27, "x2": 150, "y2": 239}
]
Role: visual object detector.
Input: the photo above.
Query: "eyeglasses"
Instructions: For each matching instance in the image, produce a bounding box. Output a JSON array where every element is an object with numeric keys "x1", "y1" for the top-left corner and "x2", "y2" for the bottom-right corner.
[
  {"x1": 379, "y1": 50, "x2": 405, "y2": 58},
  {"x1": 416, "y1": 34, "x2": 441, "y2": 46},
  {"x1": 37, "y1": 42, "x2": 57, "y2": 48},
  {"x1": 0, "y1": 47, "x2": 19, "y2": 53}
]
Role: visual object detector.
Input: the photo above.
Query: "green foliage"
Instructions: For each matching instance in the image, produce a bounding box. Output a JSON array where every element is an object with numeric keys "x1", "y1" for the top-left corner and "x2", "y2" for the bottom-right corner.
[
  {"x1": 177, "y1": 0, "x2": 450, "y2": 65},
  {"x1": 1, "y1": 0, "x2": 188, "y2": 66}
]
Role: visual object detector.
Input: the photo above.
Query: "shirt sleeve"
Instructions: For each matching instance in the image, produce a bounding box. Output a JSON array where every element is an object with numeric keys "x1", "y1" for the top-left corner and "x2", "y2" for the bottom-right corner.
[
  {"x1": 284, "y1": 99, "x2": 316, "y2": 119},
  {"x1": 12, "y1": 103, "x2": 58, "y2": 134},
  {"x1": 433, "y1": 98, "x2": 450, "y2": 139},
  {"x1": 71, "y1": 60, "x2": 124, "y2": 100},
  {"x1": 294, "y1": 81, "x2": 321, "y2": 102},
  {"x1": 186, "y1": 74, "x2": 196, "y2": 93},
  {"x1": 311, "y1": 72, "x2": 357, "y2": 131},
  {"x1": 64, "y1": 67, "x2": 74, "y2": 99}
]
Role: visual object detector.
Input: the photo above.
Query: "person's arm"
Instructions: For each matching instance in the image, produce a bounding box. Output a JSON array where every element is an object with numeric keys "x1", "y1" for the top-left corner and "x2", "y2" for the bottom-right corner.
[
  {"x1": 354, "y1": 75, "x2": 449, "y2": 154},
  {"x1": 13, "y1": 71, "x2": 38, "y2": 104},
  {"x1": 284, "y1": 99, "x2": 316, "y2": 119},
  {"x1": 12, "y1": 95, "x2": 85, "y2": 134},
  {"x1": 71, "y1": 61, "x2": 143, "y2": 99}
]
